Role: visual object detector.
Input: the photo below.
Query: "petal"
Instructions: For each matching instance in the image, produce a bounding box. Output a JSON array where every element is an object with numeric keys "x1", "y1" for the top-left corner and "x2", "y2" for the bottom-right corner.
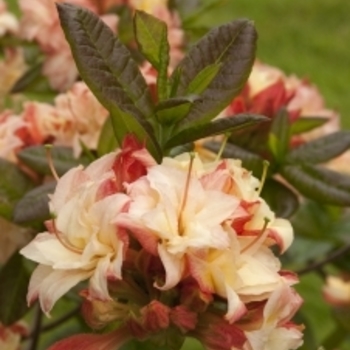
[
  {"x1": 224, "y1": 284, "x2": 247, "y2": 324},
  {"x1": 88, "y1": 255, "x2": 113, "y2": 301},
  {"x1": 155, "y1": 243, "x2": 184, "y2": 290},
  {"x1": 268, "y1": 218, "x2": 294, "y2": 254},
  {"x1": 38, "y1": 268, "x2": 92, "y2": 315},
  {"x1": 48, "y1": 326, "x2": 131, "y2": 350},
  {"x1": 84, "y1": 152, "x2": 117, "y2": 179}
]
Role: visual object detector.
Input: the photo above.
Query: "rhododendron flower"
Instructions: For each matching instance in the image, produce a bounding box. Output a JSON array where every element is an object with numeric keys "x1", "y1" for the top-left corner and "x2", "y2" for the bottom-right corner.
[
  {"x1": 243, "y1": 284, "x2": 304, "y2": 350},
  {"x1": 19, "y1": 0, "x2": 118, "y2": 90},
  {"x1": 0, "y1": 0, "x2": 19, "y2": 36},
  {"x1": 0, "y1": 321, "x2": 28, "y2": 350},
  {"x1": 20, "y1": 152, "x2": 130, "y2": 314},
  {"x1": 323, "y1": 275, "x2": 350, "y2": 307},
  {"x1": 117, "y1": 153, "x2": 294, "y2": 323},
  {"x1": 0, "y1": 111, "x2": 27, "y2": 162}
]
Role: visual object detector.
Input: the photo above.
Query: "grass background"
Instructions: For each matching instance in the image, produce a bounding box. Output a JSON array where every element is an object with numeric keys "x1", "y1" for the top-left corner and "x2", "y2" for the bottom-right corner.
[{"x1": 200, "y1": 0, "x2": 350, "y2": 128}]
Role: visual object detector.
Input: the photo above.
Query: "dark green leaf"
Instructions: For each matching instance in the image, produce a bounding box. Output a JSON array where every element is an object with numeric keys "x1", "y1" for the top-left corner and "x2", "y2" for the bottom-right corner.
[
  {"x1": 13, "y1": 182, "x2": 56, "y2": 226},
  {"x1": 204, "y1": 140, "x2": 264, "y2": 176},
  {"x1": 56, "y1": 3, "x2": 162, "y2": 161},
  {"x1": 97, "y1": 118, "x2": 119, "y2": 156},
  {"x1": 282, "y1": 164, "x2": 350, "y2": 206},
  {"x1": 286, "y1": 131, "x2": 350, "y2": 165},
  {"x1": 166, "y1": 114, "x2": 268, "y2": 149},
  {"x1": 0, "y1": 252, "x2": 31, "y2": 325},
  {"x1": 291, "y1": 116, "x2": 328, "y2": 135},
  {"x1": 261, "y1": 179, "x2": 299, "y2": 218},
  {"x1": 0, "y1": 159, "x2": 34, "y2": 220},
  {"x1": 17, "y1": 146, "x2": 89, "y2": 176},
  {"x1": 174, "y1": 19, "x2": 257, "y2": 127},
  {"x1": 134, "y1": 10, "x2": 169, "y2": 70},
  {"x1": 268, "y1": 108, "x2": 290, "y2": 163},
  {"x1": 155, "y1": 95, "x2": 199, "y2": 125}
]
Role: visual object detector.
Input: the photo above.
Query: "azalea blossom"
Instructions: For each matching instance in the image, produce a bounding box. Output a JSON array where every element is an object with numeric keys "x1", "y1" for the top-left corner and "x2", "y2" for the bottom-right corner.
[
  {"x1": 18, "y1": 0, "x2": 118, "y2": 91},
  {"x1": 20, "y1": 152, "x2": 130, "y2": 314},
  {"x1": 117, "y1": 153, "x2": 294, "y2": 323},
  {"x1": 0, "y1": 321, "x2": 28, "y2": 350},
  {"x1": 0, "y1": 0, "x2": 19, "y2": 36},
  {"x1": 323, "y1": 275, "x2": 350, "y2": 307}
]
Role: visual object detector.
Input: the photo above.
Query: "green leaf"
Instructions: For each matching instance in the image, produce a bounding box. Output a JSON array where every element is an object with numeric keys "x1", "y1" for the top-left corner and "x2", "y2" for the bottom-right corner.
[
  {"x1": 204, "y1": 140, "x2": 264, "y2": 176},
  {"x1": 134, "y1": 10, "x2": 170, "y2": 101},
  {"x1": 261, "y1": 179, "x2": 299, "y2": 218},
  {"x1": 134, "y1": 10, "x2": 169, "y2": 71},
  {"x1": 0, "y1": 159, "x2": 34, "y2": 220},
  {"x1": 97, "y1": 118, "x2": 119, "y2": 156},
  {"x1": 174, "y1": 19, "x2": 257, "y2": 127},
  {"x1": 17, "y1": 146, "x2": 89, "y2": 176},
  {"x1": 166, "y1": 114, "x2": 268, "y2": 149},
  {"x1": 13, "y1": 182, "x2": 56, "y2": 226},
  {"x1": 56, "y1": 3, "x2": 162, "y2": 161},
  {"x1": 155, "y1": 95, "x2": 199, "y2": 125},
  {"x1": 290, "y1": 116, "x2": 328, "y2": 135},
  {"x1": 10, "y1": 62, "x2": 55, "y2": 94},
  {"x1": 286, "y1": 131, "x2": 350, "y2": 165},
  {"x1": 268, "y1": 108, "x2": 290, "y2": 163},
  {"x1": 0, "y1": 252, "x2": 31, "y2": 325},
  {"x1": 281, "y1": 164, "x2": 350, "y2": 206},
  {"x1": 185, "y1": 62, "x2": 222, "y2": 95}
]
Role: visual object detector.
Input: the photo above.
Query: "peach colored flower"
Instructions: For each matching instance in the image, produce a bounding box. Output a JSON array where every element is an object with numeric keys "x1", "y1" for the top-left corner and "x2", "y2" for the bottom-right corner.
[
  {"x1": 19, "y1": 0, "x2": 118, "y2": 91},
  {"x1": 20, "y1": 152, "x2": 130, "y2": 314},
  {"x1": 0, "y1": 321, "x2": 28, "y2": 350},
  {"x1": 0, "y1": 0, "x2": 19, "y2": 36},
  {"x1": 0, "y1": 111, "x2": 27, "y2": 162},
  {"x1": 323, "y1": 275, "x2": 350, "y2": 307},
  {"x1": 243, "y1": 283, "x2": 304, "y2": 350},
  {"x1": 54, "y1": 82, "x2": 109, "y2": 156},
  {"x1": 116, "y1": 153, "x2": 294, "y2": 323}
]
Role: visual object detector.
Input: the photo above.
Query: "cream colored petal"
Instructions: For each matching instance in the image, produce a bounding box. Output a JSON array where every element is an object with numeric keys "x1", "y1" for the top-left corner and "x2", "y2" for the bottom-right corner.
[
  {"x1": 155, "y1": 243, "x2": 184, "y2": 290},
  {"x1": 38, "y1": 268, "x2": 92, "y2": 315}
]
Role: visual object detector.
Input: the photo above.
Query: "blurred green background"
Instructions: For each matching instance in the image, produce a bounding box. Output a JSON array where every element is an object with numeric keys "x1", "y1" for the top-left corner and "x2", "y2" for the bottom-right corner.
[{"x1": 198, "y1": 0, "x2": 350, "y2": 128}]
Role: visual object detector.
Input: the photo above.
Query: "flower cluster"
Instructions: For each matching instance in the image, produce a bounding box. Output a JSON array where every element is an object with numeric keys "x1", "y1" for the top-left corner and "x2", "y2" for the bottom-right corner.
[{"x1": 21, "y1": 136, "x2": 303, "y2": 350}]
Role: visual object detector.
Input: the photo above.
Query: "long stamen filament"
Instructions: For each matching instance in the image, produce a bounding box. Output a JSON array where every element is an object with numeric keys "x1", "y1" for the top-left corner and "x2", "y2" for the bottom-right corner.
[
  {"x1": 51, "y1": 219, "x2": 83, "y2": 254},
  {"x1": 241, "y1": 217, "x2": 270, "y2": 253},
  {"x1": 257, "y1": 160, "x2": 270, "y2": 196},
  {"x1": 178, "y1": 153, "x2": 195, "y2": 234},
  {"x1": 215, "y1": 133, "x2": 230, "y2": 162},
  {"x1": 45, "y1": 144, "x2": 60, "y2": 182}
]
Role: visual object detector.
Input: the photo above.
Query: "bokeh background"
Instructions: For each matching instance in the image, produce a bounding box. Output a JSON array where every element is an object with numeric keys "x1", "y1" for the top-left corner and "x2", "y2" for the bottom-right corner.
[{"x1": 194, "y1": 0, "x2": 350, "y2": 128}]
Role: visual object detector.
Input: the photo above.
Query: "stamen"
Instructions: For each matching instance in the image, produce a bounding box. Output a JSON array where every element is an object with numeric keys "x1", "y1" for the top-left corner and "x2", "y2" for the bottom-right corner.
[
  {"x1": 257, "y1": 160, "x2": 270, "y2": 195},
  {"x1": 241, "y1": 217, "x2": 270, "y2": 254},
  {"x1": 215, "y1": 133, "x2": 230, "y2": 162},
  {"x1": 178, "y1": 153, "x2": 195, "y2": 234},
  {"x1": 51, "y1": 219, "x2": 83, "y2": 254},
  {"x1": 45, "y1": 144, "x2": 60, "y2": 182}
]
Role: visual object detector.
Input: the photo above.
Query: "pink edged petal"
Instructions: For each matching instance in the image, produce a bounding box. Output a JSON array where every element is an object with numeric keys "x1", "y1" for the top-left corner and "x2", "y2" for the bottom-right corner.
[
  {"x1": 38, "y1": 268, "x2": 92, "y2": 316},
  {"x1": 84, "y1": 152, "x2": 118, "y2": 179},
  {"x1": 132, "y1": 148, "x2": 157, "y2": 168},
  {"x1": 267, "y1": 218, "x2": 294, "y2": 254},
  {"x1": 224, "y1": 284, "x2": 247, "y2": 324},
  {"x1": 115, "y1": 214, "x2": 158, "y2": 256},
  {"x1": 27, "y1": 265, "x2": 52, "y2": 306},
  {"x1": 155, "y1": 243, "x2": 184, "y2": 290},
  {"x1": 263, "y1": 283, "x2": 303, "y2": 327},
  {"x1": 187, "y1": 252, "x2": 215, "y2": 294},
  {"x1": 48, "y1": 326, "x2": 131, "y2": 350}
]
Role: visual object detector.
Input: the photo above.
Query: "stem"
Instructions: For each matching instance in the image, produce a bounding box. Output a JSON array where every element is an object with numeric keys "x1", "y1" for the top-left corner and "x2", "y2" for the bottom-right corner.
[
  {"x1": 297, "y1": 241, "x2": 350, "y2": 275},
  {"x1": 26, "y1": 304, "x2": 43, "y2": 350},
  {"x1": 24, "y1": 305, "x2": 81, "y2": 340}
]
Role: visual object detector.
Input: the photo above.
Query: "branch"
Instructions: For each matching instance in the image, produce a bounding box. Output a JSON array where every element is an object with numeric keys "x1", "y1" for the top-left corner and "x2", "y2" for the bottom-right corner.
[{"x1": 297, "y1": 241, "x2": 350, "y2": 275}]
